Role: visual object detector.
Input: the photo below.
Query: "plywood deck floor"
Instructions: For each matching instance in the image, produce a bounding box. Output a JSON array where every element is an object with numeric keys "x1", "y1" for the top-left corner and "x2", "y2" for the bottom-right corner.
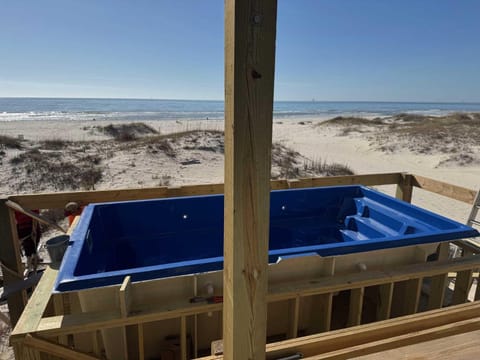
[{"x1": 354, "y1": 329, "x2": 480, "y2": 360}]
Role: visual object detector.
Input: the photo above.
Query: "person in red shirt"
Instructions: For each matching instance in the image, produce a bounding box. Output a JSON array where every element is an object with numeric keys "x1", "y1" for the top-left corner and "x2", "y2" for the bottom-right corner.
[{"x1": 14, "y1": 210, "x2": 41, "y2": 271}]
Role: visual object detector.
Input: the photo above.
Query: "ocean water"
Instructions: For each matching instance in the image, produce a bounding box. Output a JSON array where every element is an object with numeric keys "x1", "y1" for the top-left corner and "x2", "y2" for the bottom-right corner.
[{"x1": 1, "y1": 97, "x2": 480, "y2": 122}]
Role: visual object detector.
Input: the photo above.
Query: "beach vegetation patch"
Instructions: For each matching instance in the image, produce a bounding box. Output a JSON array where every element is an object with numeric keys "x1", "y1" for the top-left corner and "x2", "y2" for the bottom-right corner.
[
  {"x1": 97, "y1": 122, "x2": 159, "y2": 141},
  {"x1": 41, "y1": 138, "x2": 72, "y2": 150},
  {"x1": 271, "y1": 142, "x2": 354, "y2": 179},
  {"x1": 0, "y1": 134, "x2": 23, "y2": 149},
  {"x1": 10, "y1": 149, "x2": 103, "y2": 191}
]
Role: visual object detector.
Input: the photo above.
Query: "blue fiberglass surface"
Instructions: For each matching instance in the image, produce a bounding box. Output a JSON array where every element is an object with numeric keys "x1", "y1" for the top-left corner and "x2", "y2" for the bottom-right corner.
[{"x1": 54, "y1": 185, "x2": 479, "y2": 292}]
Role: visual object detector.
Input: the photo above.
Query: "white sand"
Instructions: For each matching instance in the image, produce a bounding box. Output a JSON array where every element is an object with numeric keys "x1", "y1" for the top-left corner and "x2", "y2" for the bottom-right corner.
[
  {"x1": 0, "y1": 117, "x2": 478, "y2": 359},
  {"x1": 0, "y1": 117, "x2": 478, "y2": 223}
]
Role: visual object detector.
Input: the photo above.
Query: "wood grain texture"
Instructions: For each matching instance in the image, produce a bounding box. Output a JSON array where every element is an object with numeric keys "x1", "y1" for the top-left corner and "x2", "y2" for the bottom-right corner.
[
  {"x1": 8, "y1": 173, "x2": 403, "y2": 210},
  {"x1": 411, "y1": 174, "x2": 476, "y2": 204},
  {"x1": 395, "y1": 173, "x2": 413, "y2": 203},
  {"x1": 23, "y1": 334, "x2": 100, "y2": 360},
  {"x1": 348, "y1": 288, "x2": 365, "y2": 327},
  {"x1": 223, "y1": 0, "x2": 277, "y2": 358},
  {"x1": 376, "y1": 283, "x2": 393, "y2": 321},
  {"x1": 198, "y1": 303, "x2": 480, "y2": 360},
  {"x1": 426, "y1": 273, "x2": 448, "y2": 310},
  {"x1": 0, "y1": 199, "x2": 26, "y2": 326}
]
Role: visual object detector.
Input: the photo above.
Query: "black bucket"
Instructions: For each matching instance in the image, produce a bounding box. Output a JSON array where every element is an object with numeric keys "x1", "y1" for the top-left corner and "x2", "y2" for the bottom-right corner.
[{"x1": 46, "y1": 235, "x2": 69, "y2": 266}]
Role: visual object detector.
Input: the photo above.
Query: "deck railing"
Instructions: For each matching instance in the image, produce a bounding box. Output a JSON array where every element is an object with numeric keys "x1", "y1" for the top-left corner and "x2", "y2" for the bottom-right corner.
[{"x1": 1, "y1": 172, "x2": 478, "y2": 359}]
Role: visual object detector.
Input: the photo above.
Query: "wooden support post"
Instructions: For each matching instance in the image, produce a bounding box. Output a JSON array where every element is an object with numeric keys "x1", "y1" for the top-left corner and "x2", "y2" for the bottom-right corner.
[
  {"x1": 312, "y1": 294, "x2": 333, "y2": 333},
  {"x1": 403, "y1": 278, "x2": 422, "y2": 315},
  {"x1": 138, "y1": 324, "x2": 145, "y2": 360},
  {"x1": 53, "y1": 293, "x2": 69, "y2": 346},
  {"x1": 376, "y1": 283, "x2": 393, "y2": 321},
  {"x1": 223, "y1": 0, "x2": 277, "y2": 359},
  {"x1": 347, "y1": 288, "x2": 365, "y2": 327},
  {"x1": 437, "y1": 242, "x2": 450, "y2": 261},
  {"x1": 427, "y1": 274, "x2": 448, "y2": 310},
  {"x1": 23, "y1": 334, "x2": 101, "y2": 360},
  {"x1": 119, "y1": 276, "x2": 132, "y2": 318},
  {"x1": 181, "y1": 316, "x2": 187, "y2": 360},
  {"x1": 395, "y1": 173, "x2": 413, "y2": 203},
  {"x1": 0, "y1": 199, "x2": 26, "y2": 326},
  {"x1": 288, "y1": 297, "x2": 300, "y2": 339},
  {"x1": 452, "y1": 269, "x2": 473, "y2": 305}
]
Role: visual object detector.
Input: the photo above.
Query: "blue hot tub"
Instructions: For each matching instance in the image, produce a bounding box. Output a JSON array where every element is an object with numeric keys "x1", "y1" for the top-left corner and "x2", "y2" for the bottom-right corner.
[{"x1": 55, "y1": 185, "x2": 479, "y2": 292}]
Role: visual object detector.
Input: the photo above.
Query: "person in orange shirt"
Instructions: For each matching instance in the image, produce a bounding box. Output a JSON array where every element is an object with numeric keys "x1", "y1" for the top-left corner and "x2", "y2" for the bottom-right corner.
[{"x1": 64, "y1": 202, "x2": 84, "y2": 226}]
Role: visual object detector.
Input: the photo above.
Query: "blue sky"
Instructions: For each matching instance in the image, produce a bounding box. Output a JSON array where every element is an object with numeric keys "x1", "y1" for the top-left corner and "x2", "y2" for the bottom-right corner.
[{"x1": 1, "y1": 0, "x2": 479, "y2": 102}]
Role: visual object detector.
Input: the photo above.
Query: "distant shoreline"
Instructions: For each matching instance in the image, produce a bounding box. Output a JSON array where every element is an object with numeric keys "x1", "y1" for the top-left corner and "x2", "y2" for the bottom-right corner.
[{"x1": 1, "y1": 98, "x2": 480, "y2": 122}]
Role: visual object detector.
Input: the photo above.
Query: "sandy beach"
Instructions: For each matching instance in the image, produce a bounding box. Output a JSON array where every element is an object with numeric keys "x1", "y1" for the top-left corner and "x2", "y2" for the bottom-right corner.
[
  {"x1": 0, "y1": 118, "x2": 480, "y2": 221},
  {"x1": 0, "y1": 114, "x2": 478, "y2": 223},
  {"x1": 0, "y1": 114, "x2": 479, "y2": 358}
]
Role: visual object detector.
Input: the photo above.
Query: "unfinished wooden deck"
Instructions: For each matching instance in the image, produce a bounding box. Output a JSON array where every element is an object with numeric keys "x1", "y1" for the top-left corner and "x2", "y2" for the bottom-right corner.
[{"x1": 1, "y1": 172, "x2": 478, "y2": 359}]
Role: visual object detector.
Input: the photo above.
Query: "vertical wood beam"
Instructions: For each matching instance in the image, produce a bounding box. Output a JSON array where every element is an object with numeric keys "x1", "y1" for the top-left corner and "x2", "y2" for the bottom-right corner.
[
  {"x1": 181, "y1": 316, "x2": 187, "y2": 360},
  {"x1": 347, "y1": 288, "x2": 365, "y2": 327},
  {"x1": 0, "y1": 199, "x2": 26, "y2": 326},
  {"x1": 427, "y1": 274, "x2": 448, "y2": 310},
  {"x1": 138, "y1": 324, "x2": 144, "y2": 360},
  {"x1": 376, "y1": 283, "x2": 394, "y2": 321},
  {"x1": 288, "y1": 297, "x2": 300, "y2": 339},
  {"x1": 403, "y1": 278, "x2": 422, "y2": 315},
  {"x1": 452, "y1": 269, "x2": 473, "y2": 305},
  {"x1": 223, "y1": 0, "x2": 278, "y2": 358},
  {"x1": 395, "y1": 173, "x2": 413, "y2": 203}
]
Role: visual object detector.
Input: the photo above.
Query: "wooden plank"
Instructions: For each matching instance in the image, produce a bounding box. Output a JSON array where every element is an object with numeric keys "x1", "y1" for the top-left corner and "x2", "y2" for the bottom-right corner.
[
  {"x1": 451, "y1": 269, "x2": 473, "y2": 305},
  {"x1": 8, "y1": 173, "x2": 403, "y2": 209},
  {"x1": 9, "y1": 183, "x2": 224, "y2": 209},
  {"x1": 341, "y1": 329, "x2": 480, "y2": 360},
  {"x1": 288, "y1": 297, "x2": 300, "y2": 339},
  {"x1": 23, "y1": 334, "x2": 100, "y2": 360},
  {"x1": 181, "y1": 316, "x2": 187, "y2": 360},
  {"x1": 348, "y1": 288, "x2": 364, "y2": 327},
  {"x1": 476, "y1": 278, "x2": 480, "y2": 301},
  {"x1": 11, "y1": 217, "x2": 79, "y2": 339},
  {"x1": 395, "y1": 173, "x2": 413, "y2": 203},
  {"x1": 411, "y1": 174, "x2": 476, "y2": 204},
  {"x1": 11, "y1": 266, "x2": 57, "y2": 338},
  {"x1": 376, "y1": 283, "x2": 393, "y2": 321},
  {"x1": 198, "y1": 302, "x2": 480, "y2": 359},
  {"x1": 119, "y1": 276, "x2": 132, "y2": 318},
  {"x1": 307, "y1": 317, "x2": 480, "y2": 359},
  {"x1": 403, "y1": 278, "x2": 422, "y2": 315},
  {"x1": 310, "y1": 294, "x2": 332, "y2": 333},
  {"x1": 52, "y1": 293, "x2": 68, "y2": 346},
  {"x1": 289, "y1": 173, "x2": 402, "y2": 189},
  {"x1": 437, "y1": 242, "x2": 450, "y2": 261},
  {"x1": 268, "y1": 255, "x2": 480, "y2": 303},
  {"x1": 223, "y1": 0, "x2": 277, "y2": 358},
  {"x1": 5, "y1": 200, "x2": 66, "y2": 233},
  {"x1": 138, "y1": 324, "x2": 144, "y2": 360},
  {"x1": 0, "y1": 199, "x2": 26, "y2": 326},
  {"x1": 91, "y1": 331, "x2": 101, "y2": 357},
  {"x1": 22, "y1": 255, "x2": 480, "y2": 339},
  {"x1": 427, "y1": 273, "x2": 448, "y2": 310}
]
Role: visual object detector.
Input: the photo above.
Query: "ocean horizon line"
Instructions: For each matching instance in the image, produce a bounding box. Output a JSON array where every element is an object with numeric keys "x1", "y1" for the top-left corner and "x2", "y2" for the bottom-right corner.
[{"x1": 1, "y1": 96, "x2": 480, "y2": 105}]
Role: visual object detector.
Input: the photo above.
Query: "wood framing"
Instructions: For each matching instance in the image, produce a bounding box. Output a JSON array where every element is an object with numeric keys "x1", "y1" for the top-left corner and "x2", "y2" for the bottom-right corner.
[
  {"x1": 199, "y1": 302, "x2": 480, "y2": 360},
  {"x1": 4, "y1": 173, "x2": 473, "y2": 212},
  {"x1": 0, "y1": 198, "x2": 26, "y2": 326},
  {"x1": 5, "y1": 173, "x2": 479, "y2": 359},
  {"x1": 411, "y1": 174, "x2": 477, "y2": 204},
  {"x1": 223, "y1": 0, "x2": 278, "y2": 358},
  {"x1": 395, "y1": 173, "x2": 413, "y2": 203}
]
